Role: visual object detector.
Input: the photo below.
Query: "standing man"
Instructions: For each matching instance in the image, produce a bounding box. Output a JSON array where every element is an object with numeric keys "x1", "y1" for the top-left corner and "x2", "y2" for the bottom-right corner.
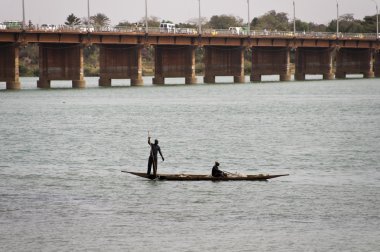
[{"x1": 147, "y1": 136, "x2": 164, "y2": 177}]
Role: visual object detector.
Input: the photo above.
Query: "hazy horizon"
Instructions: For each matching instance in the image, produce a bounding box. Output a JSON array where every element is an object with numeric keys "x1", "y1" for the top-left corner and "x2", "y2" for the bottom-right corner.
[{"x1": 1, "y1": 0, "x2": 378, "y2": 26}]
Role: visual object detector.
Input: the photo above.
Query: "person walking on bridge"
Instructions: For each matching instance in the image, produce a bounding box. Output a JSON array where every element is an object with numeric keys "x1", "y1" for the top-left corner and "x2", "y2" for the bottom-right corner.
[{"x1": 147, "y1": 136, "x2": 164, "y2": 177}]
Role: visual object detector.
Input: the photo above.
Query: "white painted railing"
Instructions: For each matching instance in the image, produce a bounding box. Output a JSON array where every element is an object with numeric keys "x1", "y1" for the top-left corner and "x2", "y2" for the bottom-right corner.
[{"x1": 2, "y1": 25, "x2": 379, "y2": 39}]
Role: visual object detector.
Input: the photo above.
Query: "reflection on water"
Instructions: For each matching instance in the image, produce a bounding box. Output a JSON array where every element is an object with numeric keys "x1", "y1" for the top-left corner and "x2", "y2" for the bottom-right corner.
[{"x1": 0, "y1": 77, "x2": 379, "y2": 251}]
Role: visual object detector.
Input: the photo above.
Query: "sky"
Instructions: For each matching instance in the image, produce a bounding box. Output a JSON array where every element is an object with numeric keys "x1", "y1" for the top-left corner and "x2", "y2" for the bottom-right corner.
[{"x1": 0, "y1": 0, "x2": 378, "y2": 26}]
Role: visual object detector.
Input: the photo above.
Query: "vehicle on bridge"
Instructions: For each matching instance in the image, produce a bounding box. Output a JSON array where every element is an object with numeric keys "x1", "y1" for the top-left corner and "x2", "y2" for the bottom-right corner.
[
  {"x1": 177, "y1": 27, "x2": 197, "y2": 34},
  {"x1": 0, "y1": 22, "x2": 6, "y2": 30},
  {"x1": 82, "y1": 26, "x2": 95, "y2": 32},
  {"x1": 41, "y1": 24, "x2": 57, "y2": 31},
  {"x1": 160, "y1": 22, "x2": 176, "y2": 33},
  {"x1": 229, "y1": 27, "x2": 247, "y2": 35},
  {"x1": 4, "y1": 21, "x2": 22, "y2": 29}
]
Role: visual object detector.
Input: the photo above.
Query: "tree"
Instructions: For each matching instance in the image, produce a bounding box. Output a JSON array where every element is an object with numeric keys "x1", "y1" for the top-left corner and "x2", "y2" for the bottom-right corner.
[
  {"x1": 327, "y1": 13, "x2": 364, "y2": 33},
  {"x1": 187, "y1": 17, "x2": 208, "y2": 28},
  {"x1": 294, "y1": 20, "x2": 309, "y2": 32},
  {"x1": 362, "y1": 15, "x2": 378, "y2": 33},
  {"x1": 177, "y1": 22, "x2": 197, "y2": 28},
  {"x1": 90, "y1": 13, "x2": 111, "y2": 28},
  {"x1": 117, "y1": 21, "x2": 133, "y2": 27},
  {"x1": 251, "y1": 10, "x2": 290, "y2": 31},
  {"x1": 207, "y1": 15, "x2": 244, "y2": 29},
  {"x1": 65, "y1": 13, "x2": 81, "y2": 26},
  {"x1": 307, "y1": 23, "x2": 327, "y2": 32},
  {"x1": 139, "y1": 16, "x2": 161, "y2": 28},
  {"x1": 161, "y1": 20, "x2": 173, "y2": 24}
]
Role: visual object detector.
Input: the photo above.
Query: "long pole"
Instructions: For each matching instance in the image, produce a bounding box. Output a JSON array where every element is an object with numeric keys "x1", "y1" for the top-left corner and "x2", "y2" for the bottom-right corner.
[
  {"x1": 336, "y1": 0, "x2": 339, "y2": 37},
  {"x1": 22, "y1": 0, "x2": 25, "y2": 29},
  {"x1": 198, "y1": 0, "x2": 201, "y2": 34},
  {"x1": 372, "y1": 0, "x2": 379, "y2": 38},
  {"x1": 87, "y1": 0, "x2": 90, "y2": 29},
  {"x1": 247, "y1": 0, "x2": 250, "y2": 36},
  {"x1": 293, "y1": 0, "x2": 296, "y2": 35},
  {"x1": 145, "y1": 0, "x2": 148, "y2": 33},
  {"x1": 148, "y1": 131, "x2": 157, "y2": 176},
  {"x1": 377, "y1": 3, "x2": 379, "y2": 38}
]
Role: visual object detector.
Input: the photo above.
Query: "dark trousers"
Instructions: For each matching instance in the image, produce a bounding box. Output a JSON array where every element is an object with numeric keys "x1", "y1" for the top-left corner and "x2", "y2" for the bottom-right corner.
[{"x1": 147, "y1": 156, "x2": 157, "y2": 176}]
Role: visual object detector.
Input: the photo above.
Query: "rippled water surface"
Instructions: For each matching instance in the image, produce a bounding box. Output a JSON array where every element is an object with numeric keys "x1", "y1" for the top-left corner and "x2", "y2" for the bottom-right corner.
[{"x1": 1, "y1": 77, "x2": 379, "y2": 251}]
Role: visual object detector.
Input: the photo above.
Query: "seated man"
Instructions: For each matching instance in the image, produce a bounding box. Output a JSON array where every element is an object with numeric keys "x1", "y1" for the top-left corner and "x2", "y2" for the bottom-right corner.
[{"x1": 212, "y1": 161, "x2": 226, "y2": 177}]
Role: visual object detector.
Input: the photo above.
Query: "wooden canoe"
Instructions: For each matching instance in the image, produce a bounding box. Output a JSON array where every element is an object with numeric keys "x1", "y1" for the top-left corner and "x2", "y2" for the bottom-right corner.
[{"x1": 122, "y1": 171, "x2": 289, "y2": 181}]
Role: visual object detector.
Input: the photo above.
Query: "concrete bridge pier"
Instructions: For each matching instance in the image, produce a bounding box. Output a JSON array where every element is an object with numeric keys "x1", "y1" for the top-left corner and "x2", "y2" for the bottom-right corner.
[
  {"x1": 99, "y1": 44, "x2": 143, "y2": 87},
  {"x1": 37, "y1": 43, "x2": 85, "y2": 88},
  {"x1": 0, "y1": 43, "x2": 21, "y2": 89},
  {"x1": 251, "y1": 47, "x2": 291, "y2": 82},
  {"x1": 153, "y1": 45, "x2": 197, "y2": 85},
  {"x1": 335, "y1": 48, "x2": 374, "y2": 79},
  {"x1": 203, "y1": 46, "x2": 245, "y2": 84},
  {"x1": 374, "y1": 50, "x2": 380, "y2": 78},
  {"x1": 295, "y1": 47, "x2": 334, "y2": 80}
]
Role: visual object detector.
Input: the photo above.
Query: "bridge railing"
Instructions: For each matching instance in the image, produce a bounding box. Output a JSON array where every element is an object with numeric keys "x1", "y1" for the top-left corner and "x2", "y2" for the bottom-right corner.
[{"x1": 3, "y1": 24, "x2": 379, "y2": 40}]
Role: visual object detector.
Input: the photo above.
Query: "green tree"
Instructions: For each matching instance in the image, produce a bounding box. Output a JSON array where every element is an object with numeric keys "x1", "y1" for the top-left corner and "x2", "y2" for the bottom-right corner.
[
  {"x1": 83, "y1": 45, "x2": 99, "y2": 76},
  {"x1": 118, "y1": 21, "x2": 132, "y2": 26},
  {"x1": 294, "y1": 20, "x2": 309, "y2": 32},
  {"x1": 65, "y1": 13, "x2": 81, "y2": 26},
  {"x1": 307, "y1": 23, "x2": 327, "y2": 32},
  {"x1": 362, "y1": 15, "x2": 378, "y2": 33},
  {"x1": 251, "y1": 10, "x2": 290, "y2": 31},
  {"x1": 116, "y1": 21, "x2": 134, "y2": 29},
  {"x1": 91, "y1": 13, "x2": 111, "y2": 29},
  {"x1": 207, "y1": 15, "x2": 244, "y2": 29},
  {"x1": 327, "y1": 14, "x2": 364, "y2": 33}
]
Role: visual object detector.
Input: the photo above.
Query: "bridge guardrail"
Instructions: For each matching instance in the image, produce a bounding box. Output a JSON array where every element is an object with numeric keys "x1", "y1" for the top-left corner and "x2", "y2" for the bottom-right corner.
[{"x1": 2, "y1": 24, "x2": 379, "y2": 40}]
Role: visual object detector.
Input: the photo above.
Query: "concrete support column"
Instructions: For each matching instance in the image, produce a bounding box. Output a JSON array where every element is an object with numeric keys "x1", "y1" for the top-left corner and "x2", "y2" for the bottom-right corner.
[
  {"x1": 234, "y1": 47, "x2": 245, "y2": 83},
  {"x1": 295, "y1": 72, "x2": 306, "y2": 81},
  {"x1": 0, "y1": 43, "x2": 21, "y2": 89},
  {"x1": 375, "y1": 51, "x2": 380, "y2": 78},
  {"x1": 251, "y1": 47, "x2": 291, "y2": 82},
  {"x1": 335, "y1": 48, "x2": 374, "y2": 79},
  {"x1": 38, "y1": 43, "x2": 85, "y2": 88},
  {"x1": 153, "y1": 45, "x2": 197, "y2": 85},
  {"x1": 152, "y1": 76, "x2": 165, "y2": 85},
  {"x1": 132, "y1": 45, "x2": 144, "y2": 85},
  {"x1": 203, "y1": 46, "x2": 245, "y2": 84},
  {"x1": 295, "y1": 47, "x2": 334, "y2": 81},
  {"x1": 99, "y1": 77, "x2": 111, "y2": 87},
  {"x1": 99, "y1": 44, "x2": 143, "y2": 87},
  {"x1": 335, "y1": 72, "x2": 346, "y2": 79},
  {"x1": 185, "y1": 46, "x2": 197, "y2": 84},
  {"x1": 203, "y1": 76, "x2": 215, "y2": 83},
  {"x1": 250, "y1": 73, "x2": 262, "y2": 82},
  {"x1": 323, "y1": 73, "x2": 335, "y2": 80}
]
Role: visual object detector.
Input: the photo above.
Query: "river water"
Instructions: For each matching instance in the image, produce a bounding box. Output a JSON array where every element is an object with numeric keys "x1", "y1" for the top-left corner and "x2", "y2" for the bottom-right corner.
[{"x1": 1, "y1": 77, "x2": 379, "y2": 251}]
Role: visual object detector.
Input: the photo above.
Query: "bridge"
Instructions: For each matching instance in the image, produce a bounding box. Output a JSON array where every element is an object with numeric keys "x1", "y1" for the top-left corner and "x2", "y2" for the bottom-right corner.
[{"x1": 0, "y1": 28, "x2": 379, "y2": 89}]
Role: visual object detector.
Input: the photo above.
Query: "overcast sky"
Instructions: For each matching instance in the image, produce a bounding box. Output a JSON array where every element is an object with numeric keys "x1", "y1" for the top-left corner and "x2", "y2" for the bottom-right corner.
[{"x1": 0, "y1": 0, "x2": 378, "y2": 26}]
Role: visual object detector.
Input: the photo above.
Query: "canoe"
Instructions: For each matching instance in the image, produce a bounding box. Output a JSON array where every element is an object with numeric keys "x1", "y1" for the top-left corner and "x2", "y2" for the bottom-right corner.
[{"x1": 122, "y1": 171, "x2": 289, "y2": 181}]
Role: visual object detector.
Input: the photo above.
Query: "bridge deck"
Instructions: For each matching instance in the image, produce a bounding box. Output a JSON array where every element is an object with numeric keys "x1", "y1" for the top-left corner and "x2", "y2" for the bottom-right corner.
[{"x1": 0, "y1": 30, "x2": 379, "y2": 49}]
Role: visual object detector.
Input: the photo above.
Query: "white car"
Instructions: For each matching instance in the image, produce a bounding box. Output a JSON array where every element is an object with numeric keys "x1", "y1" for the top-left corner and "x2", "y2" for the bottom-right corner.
[
  {"x1": 79, "y1": 26, "x2": 94, "y2": 32},
  {"x1": 229, "y1": 27, "x2": 245, "y2": 35},
  {"x1": 160, "y1": 23, "x2": 176, "y2": 33},
  {"x1": 0, "y1": 22, "x2": 7, "y2": 30},
  {"x1": 41, "y1": 24, "x2": 57, "y2": 31}
]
